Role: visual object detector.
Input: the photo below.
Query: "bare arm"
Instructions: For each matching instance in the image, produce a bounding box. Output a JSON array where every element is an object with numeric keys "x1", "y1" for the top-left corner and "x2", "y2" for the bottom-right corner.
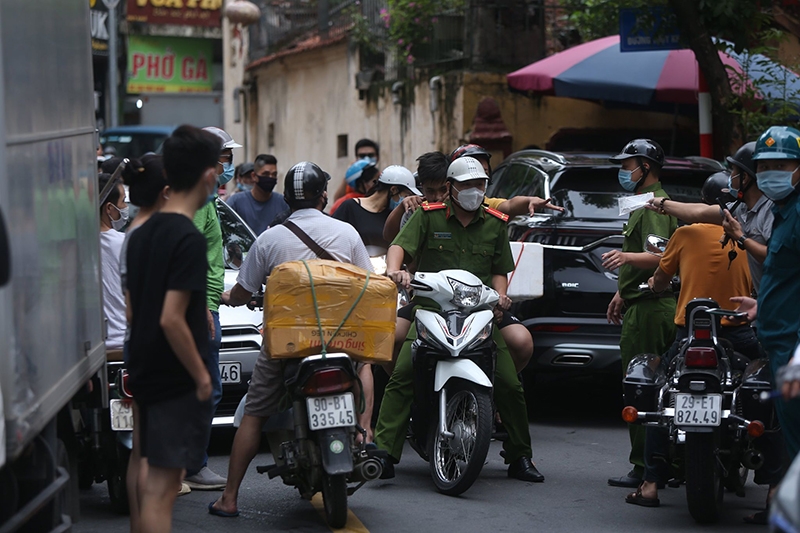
[
  {"x1": 492, "y1": 274, "x2": 512, "y2": 309},
  {"x1": 646, "y1": 198, "x2": 722, "y2": 225},
  {"x1": 496, "y1": 196, "x2": 565, "y2": 217},
  {"x1": 650, "y1": 266, "x2": 672, "y2": 293},
  {"x1": 721, "y1": 210, "x2": 768, "y2": 264},
  {"x1": 221, "y1": 283, "x2": 255, "y2": 307},
  {"x1": 160, "y1": 290, "x2": 212, "y2": 400},
  {"x1": 601, "y1": 250, "x2": 661, "y2": 271},
  {"x1": 385, "y1": 244, "x2": 411, "y2": 288},
  {"x1": 383, "y1": 203, "x2": 406, "y2": 243}
]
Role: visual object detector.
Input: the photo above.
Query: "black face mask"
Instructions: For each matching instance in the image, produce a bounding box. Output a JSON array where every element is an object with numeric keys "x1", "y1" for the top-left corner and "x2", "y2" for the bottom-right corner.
[{"x1": 257, "y1": 175, "x2": 278, "y2": 193}]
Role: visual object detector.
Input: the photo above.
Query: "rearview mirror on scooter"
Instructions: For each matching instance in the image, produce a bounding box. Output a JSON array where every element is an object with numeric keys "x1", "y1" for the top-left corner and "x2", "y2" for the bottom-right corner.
[{"x1": 645, "y1": 234, "x2": 669, "y2": 256}]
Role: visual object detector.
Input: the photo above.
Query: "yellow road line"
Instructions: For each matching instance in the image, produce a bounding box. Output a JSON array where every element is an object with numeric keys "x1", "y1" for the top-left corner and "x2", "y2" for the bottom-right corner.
[{"x1": 310, "y1": 493, "x2": 370, "y2": 533}]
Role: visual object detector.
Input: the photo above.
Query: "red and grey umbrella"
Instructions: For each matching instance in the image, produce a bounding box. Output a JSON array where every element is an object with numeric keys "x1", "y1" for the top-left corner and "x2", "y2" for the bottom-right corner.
[{"x1": 507, "y1": 35, "x2": 800, "y2": 107}]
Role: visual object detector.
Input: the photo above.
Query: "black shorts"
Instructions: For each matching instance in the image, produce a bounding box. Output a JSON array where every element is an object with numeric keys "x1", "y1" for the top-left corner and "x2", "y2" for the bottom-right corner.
[
  {"x1": 397, "y1": 303, "x2": 521, "y2": 330},
  {"x1": 139, "y1": 391, "x2": 213, "y2": 471}
]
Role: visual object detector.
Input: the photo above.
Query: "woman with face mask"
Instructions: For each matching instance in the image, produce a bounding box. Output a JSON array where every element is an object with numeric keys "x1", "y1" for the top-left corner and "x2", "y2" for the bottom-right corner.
[
  {"x1": 332, "y1": 165, "x2": 421, "y2": 254},
  {"x1": 99, "y1": 172, "x2": 129, "y2": 351}
]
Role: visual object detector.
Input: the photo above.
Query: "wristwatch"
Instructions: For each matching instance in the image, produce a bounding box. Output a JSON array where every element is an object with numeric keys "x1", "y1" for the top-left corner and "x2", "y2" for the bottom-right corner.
[{"x1": 737, "y1": 235, "x2": 748, "y2": 250}]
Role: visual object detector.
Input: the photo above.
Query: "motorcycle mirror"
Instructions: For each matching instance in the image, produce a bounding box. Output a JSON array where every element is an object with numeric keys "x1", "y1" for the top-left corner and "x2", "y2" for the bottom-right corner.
[{"x1": 645, "y1": 234, "x2": 669, "y2": 256}]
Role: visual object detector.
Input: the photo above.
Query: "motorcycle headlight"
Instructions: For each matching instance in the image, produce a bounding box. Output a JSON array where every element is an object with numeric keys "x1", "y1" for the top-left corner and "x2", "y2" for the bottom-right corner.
[
  {"x1": 448, "y1": 277, "x2": 482, "y2": 309},
  {"x1": 416, "y1": 319, "x2": 444, "y2": 349},
  {"x1": 467, "y1": 322, "x2": 493, "y2": 350}
]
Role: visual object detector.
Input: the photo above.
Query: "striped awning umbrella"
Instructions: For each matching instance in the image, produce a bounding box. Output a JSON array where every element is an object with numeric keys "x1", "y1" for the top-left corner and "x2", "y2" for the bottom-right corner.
[{"x1": 507, "y1": 35, "x2": 800, "y2": 108}]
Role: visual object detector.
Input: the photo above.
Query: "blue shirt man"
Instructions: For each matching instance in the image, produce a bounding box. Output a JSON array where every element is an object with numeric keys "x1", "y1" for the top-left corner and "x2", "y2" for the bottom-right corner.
[{"x1": 226, "y1": 155, "x2": 289, "y2": 235}]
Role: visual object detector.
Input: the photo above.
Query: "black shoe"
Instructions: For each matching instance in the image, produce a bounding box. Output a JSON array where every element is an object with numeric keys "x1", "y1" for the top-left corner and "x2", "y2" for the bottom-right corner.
[
  {"x1": 379, "y1": 457, "x2": 395, "y2": 480},
  {"x1": 608, "y1": 470, "x2": 642, "y2": 488},
  {"x1": 507, "y1": 457, "x2": 544, "y2": 482}
]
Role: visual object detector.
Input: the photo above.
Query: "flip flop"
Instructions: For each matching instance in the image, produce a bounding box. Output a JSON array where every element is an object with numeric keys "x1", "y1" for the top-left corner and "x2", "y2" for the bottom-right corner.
[
  {"x1": 208, "y1": 501, "x2": 239, "y2": 518},
  {"x1": 743, "y1": 510, "x2": 769, "y2": 525},
  {"x1": 625, "y1": 489, "x2": 660, "y2": 508}
]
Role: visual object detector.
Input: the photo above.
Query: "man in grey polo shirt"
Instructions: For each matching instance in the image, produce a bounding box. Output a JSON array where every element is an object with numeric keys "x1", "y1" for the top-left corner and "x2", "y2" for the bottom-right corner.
[
  {"x1": 646, "y1": 142, "x2": 773, "y2": 292},
  {"x1": 209, "y1": 162, "x2": 374, "y2": 519}
]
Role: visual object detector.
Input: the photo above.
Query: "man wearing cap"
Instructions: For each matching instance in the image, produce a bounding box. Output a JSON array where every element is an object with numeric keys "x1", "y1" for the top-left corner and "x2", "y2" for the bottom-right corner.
[
  {"x1": 749, "y1": 126, "x2": 800, "y2": 466},
  {"x1": 645, "y1": 142, "x2": 774, "y2": 291},
  {"x1": 226, "y1": 154, "x2": 289, "y2": 236},
  {"x1": 604, "y1": 139, "x2": 678, "y2": 489},
  {"x1": 376, "y1": 156, "x2": 545, "y2": 483},
  {"x1": 183, "y1": 126, "x2": 241, "y2": 490}
]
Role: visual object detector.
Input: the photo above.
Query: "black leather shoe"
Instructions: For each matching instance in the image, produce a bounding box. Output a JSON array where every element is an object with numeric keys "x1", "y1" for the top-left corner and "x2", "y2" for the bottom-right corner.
[
  {"x1": 508, "y1": 457, "x2": 544, "y2": 482},
  {"x1": 608, "y1": 470, "x2": 642, "y2": 488},
  {"x1": 379, "y1": 457, "x2": 395, "y2": 479}
]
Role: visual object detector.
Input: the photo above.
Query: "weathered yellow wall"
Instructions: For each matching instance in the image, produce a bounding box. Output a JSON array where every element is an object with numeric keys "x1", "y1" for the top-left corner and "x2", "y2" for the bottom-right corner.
[
  {"x1": 461, "y1": 72, "x2": 696, "y2": 154},
  {"x1": 245, "y1": 43, "x2": 465, "y2": 196}
]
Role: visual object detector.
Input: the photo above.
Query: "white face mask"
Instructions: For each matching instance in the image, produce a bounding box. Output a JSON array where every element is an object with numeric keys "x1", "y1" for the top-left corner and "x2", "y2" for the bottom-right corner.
[
  {"x1": 109, "y1": 204, "x2": 129, "y2": 231},
  {"x1": 453, "y1": 185, "x2": 484, "y2": 211}
]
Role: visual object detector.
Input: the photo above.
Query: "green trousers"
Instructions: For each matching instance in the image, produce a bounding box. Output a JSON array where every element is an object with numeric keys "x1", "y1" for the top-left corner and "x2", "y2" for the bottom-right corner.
[
  {"x1": 375, "y1": 323, "x2": 532, "y2": 464},
  {"x1": 619, "y1": 297, "x2": 676, "y2": 475}
]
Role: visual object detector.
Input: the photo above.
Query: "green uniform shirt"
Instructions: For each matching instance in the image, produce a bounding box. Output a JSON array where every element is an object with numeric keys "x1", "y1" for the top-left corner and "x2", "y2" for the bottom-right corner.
[
  {"x1": 391, "y1": 200, "x2": 515, "y2": 286},
  {"x1": 193, "y1": 200, "x2": 224, "y2": 312},
  {"x1": 618, "y1": 182, "x2": 677, "y2": 301}
]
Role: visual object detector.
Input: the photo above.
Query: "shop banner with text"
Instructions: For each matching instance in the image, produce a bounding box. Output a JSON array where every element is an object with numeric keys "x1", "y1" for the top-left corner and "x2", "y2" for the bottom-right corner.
[
  {"x1": 127, "y1": 0, "x2": 222, "y2": 28},
  {"x1": 127, "y1": 35, "x2": 213, "y2": 93}
]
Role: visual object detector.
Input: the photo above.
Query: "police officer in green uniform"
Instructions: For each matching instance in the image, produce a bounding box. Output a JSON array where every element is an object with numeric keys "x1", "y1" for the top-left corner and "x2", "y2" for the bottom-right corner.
[
  {"x1": 603, "y1": 140, "x2": 678, "y2": 488},
  {"x1": 375, "y1": 156, "x2": 544, "y2": 482}
]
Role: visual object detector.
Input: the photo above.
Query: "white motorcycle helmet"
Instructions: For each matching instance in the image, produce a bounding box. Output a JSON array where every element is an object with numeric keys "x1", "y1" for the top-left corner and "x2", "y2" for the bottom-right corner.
[
  {"x1": 447, "y1": 156, "x2": 489, "y2": 183},
  {"x1": 202, "y1": 126, "x2": 242, "y2": 149},
  {"x1": 378, "y1": 165, "x2": 421, "y2": 195}
]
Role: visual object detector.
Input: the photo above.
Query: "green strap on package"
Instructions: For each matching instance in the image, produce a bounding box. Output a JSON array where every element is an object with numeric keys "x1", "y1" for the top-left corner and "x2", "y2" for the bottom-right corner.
[
  {"x1": 301, "y1": 260, "x2": 370, "y2": 413},
  {"x1": 301, "y1": 260, "x2": 371, "y2": 358}
]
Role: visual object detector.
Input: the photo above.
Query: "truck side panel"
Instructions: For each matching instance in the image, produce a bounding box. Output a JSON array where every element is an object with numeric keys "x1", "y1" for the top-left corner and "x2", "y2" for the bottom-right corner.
[{"x1": 0, "y1": 0, "x2": 104, "y2": 463}]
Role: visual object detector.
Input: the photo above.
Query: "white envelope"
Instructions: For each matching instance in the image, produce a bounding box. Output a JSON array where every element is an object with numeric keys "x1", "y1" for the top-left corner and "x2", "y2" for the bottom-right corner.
[{"x1": 619, "y1": 192, "x2": 654, "y2": 216}]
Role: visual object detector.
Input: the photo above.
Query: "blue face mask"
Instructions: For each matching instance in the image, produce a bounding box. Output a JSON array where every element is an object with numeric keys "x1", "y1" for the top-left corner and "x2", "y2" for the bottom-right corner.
[
  {"x1": 237, "y1": 182, "x2": 254, "y2": 192},
  {"x1": 389, "y1": 196, "x2": 402, "y2": 211},
  {"x1": 617, "y1": 166, "x2": 640, "y2": 192},
  {"x1": 757, "y1": 166, "x2": 799, "y2": 201},
  {"x1": 218, "y1": 162, "x2": 235, "y2": 185},
  {"x1": 727, "y1": 174, "x2": 740, "y2": 199}
]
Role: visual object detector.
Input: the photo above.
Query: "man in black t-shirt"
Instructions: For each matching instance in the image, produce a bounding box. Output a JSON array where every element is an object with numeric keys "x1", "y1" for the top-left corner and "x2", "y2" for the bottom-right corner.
[{"x1": 125, "y1": 125, "x2": 221, "y2": 533}]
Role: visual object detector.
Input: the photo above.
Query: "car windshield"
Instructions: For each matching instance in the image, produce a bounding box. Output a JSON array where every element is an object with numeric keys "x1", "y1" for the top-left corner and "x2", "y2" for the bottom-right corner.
[
  {"x1": 552, "y1": 167, "x2": 705, "y2": 204},
  {"x1": 216, "y1": 199, "x2": 256, "y2": 270},
  {"x1": 99, "y1": 133, "x2": 169, "y2": 158}
]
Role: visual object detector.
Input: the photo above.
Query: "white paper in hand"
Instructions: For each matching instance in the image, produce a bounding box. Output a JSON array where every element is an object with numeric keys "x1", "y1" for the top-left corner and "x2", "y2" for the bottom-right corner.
[{"x1": 619, "y1": 192, "x2": 654, "y2": 216}]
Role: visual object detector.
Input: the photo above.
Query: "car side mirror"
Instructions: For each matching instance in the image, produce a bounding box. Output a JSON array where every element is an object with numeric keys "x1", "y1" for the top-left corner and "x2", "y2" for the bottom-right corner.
[{"x1": 645, "y1": 234, "x2": 669, "y2": 256}]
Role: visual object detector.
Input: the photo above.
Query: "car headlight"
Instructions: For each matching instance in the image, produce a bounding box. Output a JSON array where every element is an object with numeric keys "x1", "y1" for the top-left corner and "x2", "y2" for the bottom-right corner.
[{"x1": 448, "y1": 277, "x2": 482, "y2": 308}]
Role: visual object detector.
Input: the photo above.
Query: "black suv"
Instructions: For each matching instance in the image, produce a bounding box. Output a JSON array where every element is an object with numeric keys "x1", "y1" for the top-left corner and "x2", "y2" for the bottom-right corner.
[{"x1": 486, "y1": 150, "x2": 723, "y2": 378}]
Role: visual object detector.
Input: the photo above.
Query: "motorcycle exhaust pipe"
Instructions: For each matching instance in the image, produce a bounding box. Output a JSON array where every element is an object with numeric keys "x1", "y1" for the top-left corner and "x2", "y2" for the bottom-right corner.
[
  {"x1": 353, "y1": 458, "x2": 382, "y2": 481},
  {"x1": 742, "y1": 449, "x2": 765, "y2": 470}
]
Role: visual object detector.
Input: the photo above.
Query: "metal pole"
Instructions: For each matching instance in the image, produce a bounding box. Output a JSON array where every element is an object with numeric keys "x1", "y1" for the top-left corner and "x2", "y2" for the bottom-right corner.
[{"x1": 104, "y1": 0, "x2": 120, "y2": 127}]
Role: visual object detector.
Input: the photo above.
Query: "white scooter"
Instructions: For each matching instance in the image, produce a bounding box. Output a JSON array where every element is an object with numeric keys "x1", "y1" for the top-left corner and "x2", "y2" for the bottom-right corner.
[{"x1": 404, "y1": 269, "x2": 499, "y2": 495}]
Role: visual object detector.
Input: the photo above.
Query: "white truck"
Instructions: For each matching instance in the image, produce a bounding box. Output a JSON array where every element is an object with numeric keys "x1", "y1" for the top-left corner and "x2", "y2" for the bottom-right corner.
[{"x1": 0, "y1": 1, "x2": 106, "y2": 530}]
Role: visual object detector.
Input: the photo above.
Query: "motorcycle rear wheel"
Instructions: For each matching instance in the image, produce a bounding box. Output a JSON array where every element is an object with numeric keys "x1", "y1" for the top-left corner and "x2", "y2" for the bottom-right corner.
[
  {"x1": 321, "y1": 473, "x2": 348, "y2": 529},
  {"x1": 685, "y1": 431, "x2": 724, "y2": 524},
  {"x1": 108, "y1": 442, "x2": 131, "y2": 515},
  {"x1": 428, "y1": 379, "x2": 492, "y2": 496}
]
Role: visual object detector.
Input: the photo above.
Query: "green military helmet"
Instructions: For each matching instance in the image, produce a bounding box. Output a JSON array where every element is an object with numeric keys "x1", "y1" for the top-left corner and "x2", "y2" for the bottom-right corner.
[{"x1": 752, "y1": 126, "x2": 800, "y2": 160}]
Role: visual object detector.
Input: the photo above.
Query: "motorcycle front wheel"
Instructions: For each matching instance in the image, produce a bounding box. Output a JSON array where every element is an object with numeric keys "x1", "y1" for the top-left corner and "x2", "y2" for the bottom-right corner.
[
  {"x1": 685, "y1": 431, "x2": 723, "y2": 524},
  {"x1": 321, "y1": 473, "x2": 348, "y2": 529},
  {"x1": 107, "y1": 442, "x2": 131, "y2": 515},
  {"x1": 428, "y1": 379, "x2": 492, "y2": 496}
]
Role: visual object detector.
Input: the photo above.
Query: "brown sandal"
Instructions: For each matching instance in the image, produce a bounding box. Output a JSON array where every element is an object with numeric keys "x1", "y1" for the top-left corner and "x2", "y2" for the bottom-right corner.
[{"x1": 625, "y1": 489, "x2": 660, "y2": 507}]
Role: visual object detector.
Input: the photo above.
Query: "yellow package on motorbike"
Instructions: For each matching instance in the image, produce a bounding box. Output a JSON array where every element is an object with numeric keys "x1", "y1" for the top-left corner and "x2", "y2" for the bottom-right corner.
[{"x1": 265, "y1": 259, "x2": 396, "y2": 363}]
